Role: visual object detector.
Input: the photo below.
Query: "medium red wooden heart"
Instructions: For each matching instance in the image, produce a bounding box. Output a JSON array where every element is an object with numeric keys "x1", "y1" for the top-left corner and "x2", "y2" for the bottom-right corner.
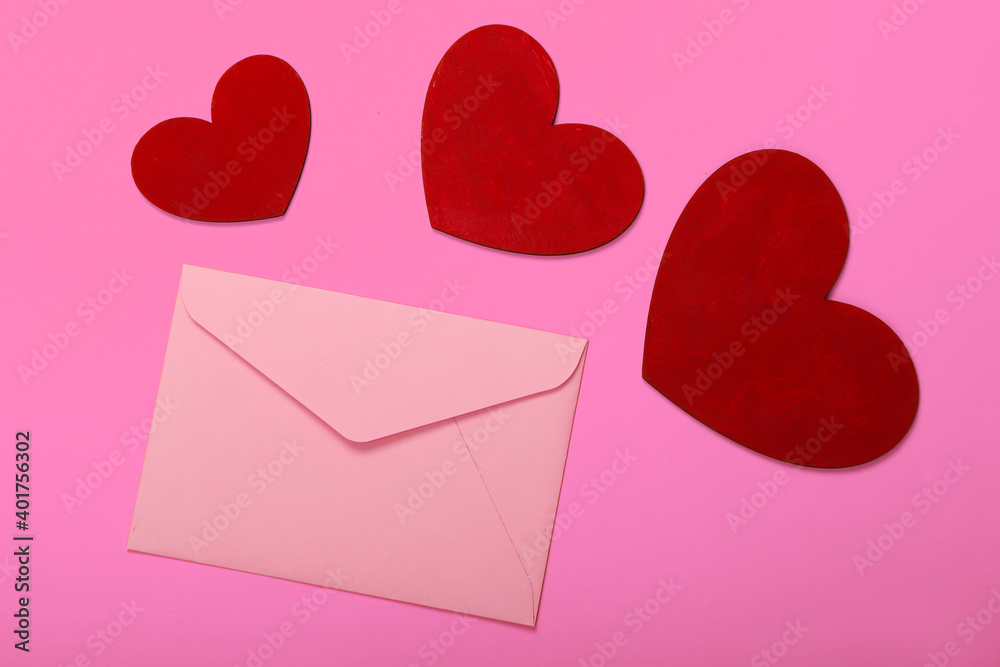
[
  {"x1": 131, "y1": 55, "x2": 310, "y2": 223},
  {"x1": 421, "y1": 25, "x2": 644, "y2": 255},
  {"x1": 643, "y1": 150, "x2": 918, "y2": 468}
]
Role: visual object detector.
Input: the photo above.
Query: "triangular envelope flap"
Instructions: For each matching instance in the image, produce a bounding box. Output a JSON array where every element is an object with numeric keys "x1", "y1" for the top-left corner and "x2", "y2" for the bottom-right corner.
[{"x1": 180, "y1": 265, "x2": 585, "y2": 443}]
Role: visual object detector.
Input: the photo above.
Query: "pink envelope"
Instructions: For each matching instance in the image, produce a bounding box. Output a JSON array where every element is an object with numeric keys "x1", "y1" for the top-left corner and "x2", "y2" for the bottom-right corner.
[{"x1": 127, "y1": 265, "x2": 587, "y2": 625}]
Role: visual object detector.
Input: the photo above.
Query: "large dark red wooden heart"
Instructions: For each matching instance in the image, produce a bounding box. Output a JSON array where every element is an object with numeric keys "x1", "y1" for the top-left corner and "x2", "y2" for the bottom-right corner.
[
  {"x1": 131, "y1": 55, "x2": 310, "y2": 222},
  {"x1": 643, "y1": 150, "x2": 918, "y2": 468},
  {"x1": 421, "y1": 25, "x2": 644, "y2": 255}
]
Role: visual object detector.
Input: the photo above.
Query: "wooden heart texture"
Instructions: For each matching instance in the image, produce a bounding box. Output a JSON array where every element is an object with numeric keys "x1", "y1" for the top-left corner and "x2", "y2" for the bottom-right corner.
[
  {"x1": 131, "y1": 55, "x2": 311, "y2": 222},
  {"x1": 643, "y1": 150, "x2": 919, "y2": 468},
  {"x1": 421, "y1": 25, "x2": 644, "y2": 255}
]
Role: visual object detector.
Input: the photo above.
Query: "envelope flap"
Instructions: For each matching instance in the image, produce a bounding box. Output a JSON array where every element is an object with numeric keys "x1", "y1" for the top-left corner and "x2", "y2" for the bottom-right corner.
[{"x1": 179, "y1": 265, "x2": 585, "y2": 443}]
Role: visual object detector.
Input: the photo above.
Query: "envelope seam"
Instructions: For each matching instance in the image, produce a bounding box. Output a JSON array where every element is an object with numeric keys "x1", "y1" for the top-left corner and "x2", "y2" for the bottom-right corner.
[{"x1": 453, "y1": 417, "x2": 536, "y2": 624}]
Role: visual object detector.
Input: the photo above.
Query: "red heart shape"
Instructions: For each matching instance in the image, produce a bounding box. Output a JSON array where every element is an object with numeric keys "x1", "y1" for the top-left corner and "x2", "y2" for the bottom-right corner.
[
  {"x1": 643, "y1": 150, "x2": 918, "y2": 468},
  {"x1": 421, "y1": 25, "x2": 644, "y2": 255},
  {"x1": 131, "y1": 55, "x2": 310, "y2": 223}
]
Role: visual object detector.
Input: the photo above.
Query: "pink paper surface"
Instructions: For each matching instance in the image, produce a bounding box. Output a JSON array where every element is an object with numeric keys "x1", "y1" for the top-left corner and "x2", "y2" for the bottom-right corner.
[
  {"x1": 2, "y1": 1, "x2": 999, "y2": 665},
  {"x1": 128, "y1": 265, "x2": 586, "y2": 627}
]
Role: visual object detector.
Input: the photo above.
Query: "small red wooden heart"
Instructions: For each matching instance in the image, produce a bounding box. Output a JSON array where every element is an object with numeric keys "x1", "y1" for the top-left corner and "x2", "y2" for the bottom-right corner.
[
  {"x1": 643, "y1": 150, "x2": 918, "y2": 468},
  {"x1": 131, "y1": 55, "x2": 310, "y2": 223},
  {"x1": 421, "y1": 25, "x2": 644, "y2": 255}
]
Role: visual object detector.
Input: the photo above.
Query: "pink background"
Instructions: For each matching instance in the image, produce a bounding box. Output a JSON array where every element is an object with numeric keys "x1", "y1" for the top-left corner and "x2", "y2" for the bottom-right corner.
[{"x1": 3, "y1": 0, "x2": 999, "y2": 665}]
